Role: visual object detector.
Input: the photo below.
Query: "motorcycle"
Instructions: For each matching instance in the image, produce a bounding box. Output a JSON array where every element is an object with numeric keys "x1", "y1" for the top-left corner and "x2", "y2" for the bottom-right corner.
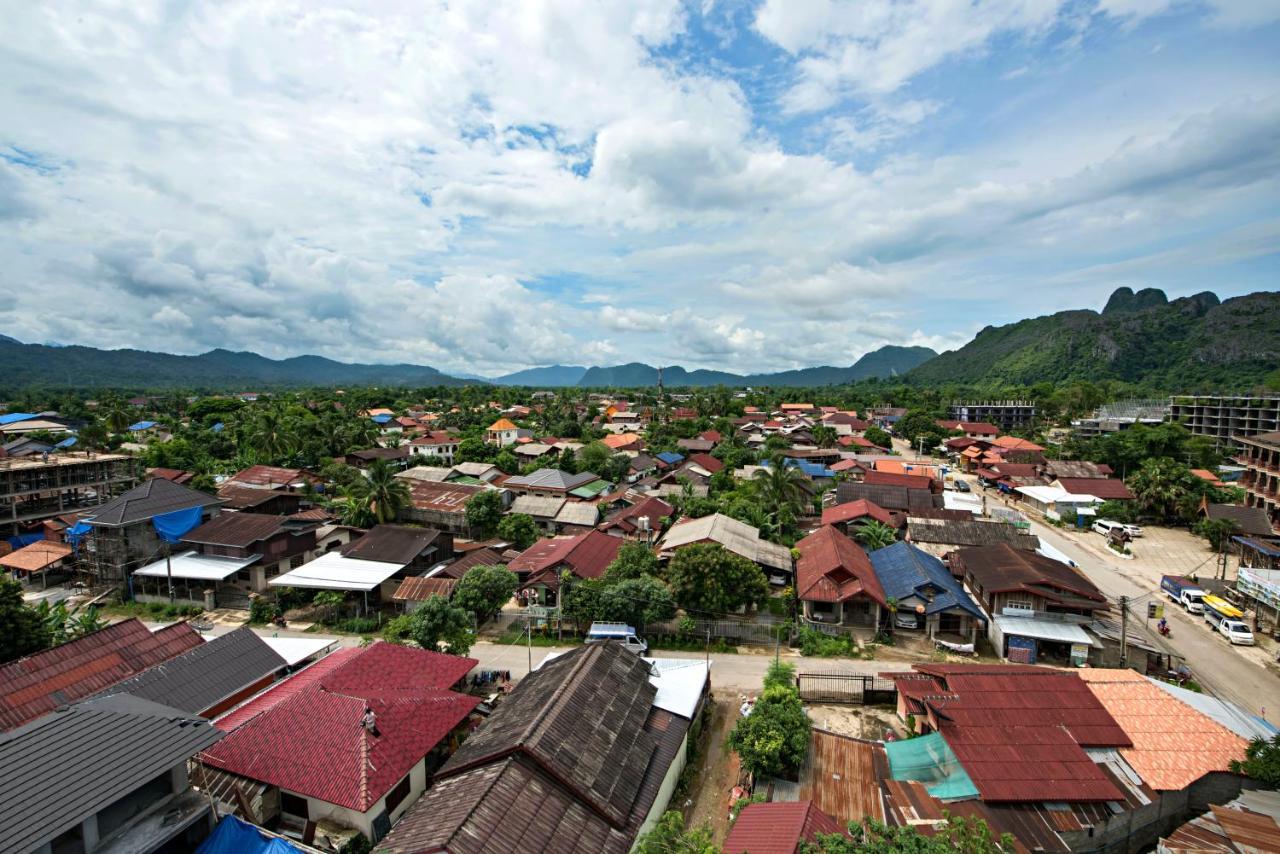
[{"x1": 1157, "y1": 620, "x2": 1171, "y2": 637}]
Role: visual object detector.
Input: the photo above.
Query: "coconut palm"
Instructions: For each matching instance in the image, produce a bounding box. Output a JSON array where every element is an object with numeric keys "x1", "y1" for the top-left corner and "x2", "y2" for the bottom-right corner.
[
  {"x1": 103, "y1": 402, "x2": 131, "y2": 436},
  {"x1": 334, "y1": 495, "x2": 376, "y2": 528},
  {"x1": 1127, "y1": 457, "x2": 1191, "y2": 522},
  {"x1": 348, "y1": 458, "x2": 411, "y2": 524},
  {"x1": 856, "y1": 521, "x2": 898, "y2": 551},
  {"x1": 247, "y1": 406, "x2": 295, "y2": 463},
  {"x1": 752, "y1": 455, "x2": 809, "y2": 530}
]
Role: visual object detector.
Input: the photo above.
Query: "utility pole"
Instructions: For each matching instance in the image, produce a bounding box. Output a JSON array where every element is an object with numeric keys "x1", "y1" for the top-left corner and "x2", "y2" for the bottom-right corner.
[
  {"x1": 165, "y1": 542, "x2": 175, "y2": 605},
  {"x1": 526, "y1": 616, "x2": 532, "y2": 674},
  {"x1": 705, "y1": 627, "x2": 710, "y2": 666},
  {"x1": 1119, "y1": 595, "x2": 1129, "y2": 667}
]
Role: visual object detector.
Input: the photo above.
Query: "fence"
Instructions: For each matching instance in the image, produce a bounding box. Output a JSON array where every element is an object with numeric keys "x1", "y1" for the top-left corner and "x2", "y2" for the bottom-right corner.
[
  {"x1": 650, "y1": 617, "x2": 787, "y2": 646},
  {"x1": 796, "y1": 672, "x2": 898, "y2": 705}
]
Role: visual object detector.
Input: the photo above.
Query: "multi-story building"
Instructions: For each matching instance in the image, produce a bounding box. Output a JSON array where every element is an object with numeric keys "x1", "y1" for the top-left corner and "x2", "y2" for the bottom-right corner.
[
  {"x1": 1072, "y1": 399, "x2": 1169, "y2": 439},
  {"x1": 0, "y1": 452, "x2": 139, "y2": 536},
  {"x1": 1237, "y1": 431, "x2": 1280, "y2": 531},
  {"x1": 1170, "y1": 394, "x2": 1280, "y2": 449},
  {"x1": 949, "y1": 401, "x2": 1037, "y2": 431}
]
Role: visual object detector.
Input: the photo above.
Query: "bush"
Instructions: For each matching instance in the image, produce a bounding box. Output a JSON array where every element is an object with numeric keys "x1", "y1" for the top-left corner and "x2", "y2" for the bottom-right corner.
[
  {"x1": 797, "y1": 626, "x2": 855, "y2": 657},
  {"x1": 248, "y1": 598, "x2": 277, "y2": 625},
  {"x1": 382, "y1": 613, "x2": 415, "y2": 643},
  {"x1": 332, "y1": 616, "x2": 381, "y2": 633}
]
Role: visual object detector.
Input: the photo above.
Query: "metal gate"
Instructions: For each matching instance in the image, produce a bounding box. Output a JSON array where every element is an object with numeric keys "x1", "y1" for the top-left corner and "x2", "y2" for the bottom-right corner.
[{"x1": 796, "y1": 673, "x2": 898, "y2": 704}]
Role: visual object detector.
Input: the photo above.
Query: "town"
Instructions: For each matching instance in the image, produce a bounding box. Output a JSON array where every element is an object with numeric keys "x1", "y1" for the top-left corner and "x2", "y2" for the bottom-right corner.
[{"x1": 2, "y1": 382, "x2": 1279, "y2": 853}]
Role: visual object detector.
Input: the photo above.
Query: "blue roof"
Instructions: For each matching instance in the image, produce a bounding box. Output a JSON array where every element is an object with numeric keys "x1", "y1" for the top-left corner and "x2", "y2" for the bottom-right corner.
[
  {"x1": 371, "y1": 414, "x2": 393, "y2": 424},
  {"x1": 785, "y1": 459, "x2": 833, "y2": 478},
  {"x1": 0, "y1": 413, "x2": 38, "y2": 426},
  {"x1": 868, "y1": 541, "x2": 985, "y2": 620},
  {"x1": 656, "y1": 452, "x2": 684, "y2": 465},
  {"x1": 211, "y1": 422, "x2": 225, "y2": 433},
  {"x1": 127, "y1": 421, "x2": 157, "y2": 431},
  {"x1": 54, "y1": 436, "x2": 77, "y2": 448}
]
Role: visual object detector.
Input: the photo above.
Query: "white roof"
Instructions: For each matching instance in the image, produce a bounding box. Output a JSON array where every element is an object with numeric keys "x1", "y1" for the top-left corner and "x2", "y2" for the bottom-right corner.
[
  {"x1": 133, "y1": 550, "x2": 257, "y2": 581},
  {"x1": 396, "y1": 466, "x2": 452, "y2": 482},
  {"x1": 943, "y1": 492, "x2": 984, "y2": 515},
  {"x1": 644, "y1": 658, "x2": 710, "y2": 719},
  {"x1": 657, "y1": 513, "x2": 792, "y2": 570},
  {"x1": 994, "y1": 613, "x2": 1096, "y2": 646},
  {"x1": 260, "y1": 636, "x2": 339, "y2": 666},
  {"x1": 1015, "y1": 485, "x2": 1103, "y2": 504},
  {"x1": 1147, "y1": 676, "x2": 1279, "y2": 742},
  {"x1": 515, "y1": 443, "x2": 554, "y2": 457},
  {"x1": 1036, "y1": 540, "x2": 1077, "y2": 567},
  {"x1": 267, "y1": 551, "x2": 404, "y2": 591},
  {"x1": 510, "y1": 494, "x2": 565, "y2": 520},
  {"x1": 554, "y1": 502, "x2": 600, "y2": 527}
]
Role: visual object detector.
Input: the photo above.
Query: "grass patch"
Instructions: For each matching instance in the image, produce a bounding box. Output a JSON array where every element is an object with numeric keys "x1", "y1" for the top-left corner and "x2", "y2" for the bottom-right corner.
[
  {"x1": 496, "y1": 626, "x2": 581, "y2": 646},
  {"x1": 102, "y1": 601, "x2": 203, "y2": 621},
  {"x1": 648, "y1": 634, "x2": 738, "y2": 654}
]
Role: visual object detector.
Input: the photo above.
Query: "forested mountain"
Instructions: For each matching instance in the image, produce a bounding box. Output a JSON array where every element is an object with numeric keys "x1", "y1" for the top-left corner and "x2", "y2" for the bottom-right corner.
[
  {"x1": 0, "y1": 337, "x2": 469, "y2": 389},
  {"x1": 906, "y1": 288, "x2": 1280, "y2": 389},
  {"x1": 574, "y1": 345, "x2": 938, "y2": 388},
  {"x1": 491, "y1": 365, "x2": 588, "y2": 386}
]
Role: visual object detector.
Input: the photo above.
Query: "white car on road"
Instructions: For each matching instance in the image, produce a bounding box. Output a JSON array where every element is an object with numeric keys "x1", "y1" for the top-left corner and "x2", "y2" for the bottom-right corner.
[{"x1": 1218, "y1": 619, "x2": 1256, "y2": 646}]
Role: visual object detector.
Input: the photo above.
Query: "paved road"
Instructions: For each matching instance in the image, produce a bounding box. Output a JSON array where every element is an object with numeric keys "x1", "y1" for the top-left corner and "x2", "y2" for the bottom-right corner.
[{"x1": 1021, "y1": 506, "x2": 1280, "y2": 723}]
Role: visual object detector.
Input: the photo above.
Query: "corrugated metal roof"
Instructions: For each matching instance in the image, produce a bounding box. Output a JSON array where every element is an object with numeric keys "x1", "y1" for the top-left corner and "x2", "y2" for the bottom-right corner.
[
  {"x1": 868, "y1": 542, "x2": 985, "y2": 620},
  {"x1": 724, "y1": 801, "x2": 845, "y2": 854},
  {"x1": 0, "y1": 695, "x2": 222, "y2": 853},
  {"x1": 994, "y1": 613, "x2": 1096, "y2": 646},
  {"x1": 795, "y1": 525, "x2": 887, "y2": 606}
]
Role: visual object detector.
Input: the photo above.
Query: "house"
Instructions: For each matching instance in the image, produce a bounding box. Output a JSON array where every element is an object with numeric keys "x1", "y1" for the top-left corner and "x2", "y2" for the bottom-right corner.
[
  {"x1": 502, "y1": 468, "x2": 600, "y2": 497},
  {"x1": 676, "y1": 437, "x2": 715, "y2": 453},
  {"x1": 864, "y1": 470, "x2": 940, "y2": 493},
  {"x1": 0, "y1": 694, "x2": 223, "y2": 854},
  {"x1": 340, "y1": 524, "x2": 453, "y2": 574},
  {"x1": 1201, "y1": 501, "x2": 1274, "y2": 537},
  {"x1": 990, "y1": 435, "x2": 1046, "y2": 453},
  {"x1": 398, "y1": 479, "x2": 488, "y2": 535},
  {"x1": 201, "y1": 643, "x2": 479, "y2": 847},
  {"x1": 376, "y1": 643, "x2": 701, "y2": 854},
  {"x1": 1051, "y1": 477, "x2": 1135, "y2": 501},
  {"x1": 0, "y1": 618, "x2": 204, "y2": 731},
  {"x1": 820, "y1": 498, "x2": 897, "y2": 534},
  {"x1": 1159, "y1": 790, "x2": 1280, "y2": 851},
  {"x1": 936, "y1": 420, "x2": 1000, "y2": 440},
  {"x1": 148, "y1": 466, "x2": 196, "y2": 485},
  {"x1": 795, "y1": 526, "x2": 887, "y2": 629},
  {"x1": 951, "y1": 543, "x2": 1108, "y2": 663},
  {"x1": 1189, "y1": 467, "x2": 1227, "y2": 489},
  {"x1": 485, "y1": 418, "x2": 520, "y2": 447},
  {"x1": 448, "y1": 462, "x2": 503, "y2": 483},
  {"x1": 867, "y1": 542, "x2": 985, "y2": 641},
  {"x1": 835, "y1": 481, "x2": 942, "y2": 515},
  {"x1": 656, "y1": 513, "x2": 793, "y2": 581},
  {"x1": 343, "y1": 447, "x2": 413, "y2": 469},
  {"x1": 974, "y1": 461, "x2": 1043, "y2": 489},
  {"x1": 94, "y1": 626, "x2": 287, "y2": 718},
  {"x1": 224, "y1": 465, "x2": 320, "y2": 492},
  {"x1": 83, "y1": 477, "x2": 223, "y2": 583},
  {"x1": 171, "y1": 512, "x2": 319, "y2": 596},
  {"x1": 408, "y1": 431, "x2": 462, "y2": 465},
  {"x1": 0, "y1": 539, "x2": 74, "y2": 587},
  {"x1": 508, "y1": 529, "x2": 624, "y2": 605},
  {"x1": 598, "y1": 496, "x2": 673, "y2": 539},
  {"x1": 215, "y1": 483, "x2": 304, "y2": 515},
  {"x1": 510, "y1": 494, "x2": 600, "y2": 534},
  {"x1": 1043, "y1": 459, "x2": 1114, "y2": 480},
  {"x1": 723, "y1": 801, "x2": 847, "y2": 854},
  {"x1": 905, "y1": 517, "x2": 1039, "y2": 559},
  {"x1": 602, "y1": 432, "x2": 645, "y2": 452},
  {"x1": 1015, "y1": 484, "x2": 1104, "y2": 517},
  {"x1": 392, "y1": 575, "x2": 458, "y2": 607}
]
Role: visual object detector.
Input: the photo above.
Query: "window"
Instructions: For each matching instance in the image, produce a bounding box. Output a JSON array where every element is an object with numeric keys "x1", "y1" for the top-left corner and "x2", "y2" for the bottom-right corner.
[
  {"x1": 1004, "y1": 598, "x2": 1033, "y2": 613},
  {"x1": 236, "y1": 569, "x2": 250, "y2": 582},
  {"x1": 385, "y1": 773, "x2": 413, "y2": 815},
  {"x1": 280, "y1": 791, "x2": 308, "y2": 820},
  {"x1": 291, "y1": 554, "x2": 304, "y2": 569}
]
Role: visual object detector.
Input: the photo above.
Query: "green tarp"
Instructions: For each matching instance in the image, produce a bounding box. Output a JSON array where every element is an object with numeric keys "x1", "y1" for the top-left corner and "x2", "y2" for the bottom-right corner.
[{"x1": 883, "y1": 731, "x2": 979, "y2": 801}]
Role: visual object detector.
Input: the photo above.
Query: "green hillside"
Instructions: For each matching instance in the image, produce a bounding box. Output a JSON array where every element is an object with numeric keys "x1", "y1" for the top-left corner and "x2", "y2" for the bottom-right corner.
[{"x1": 907, "y1": 288, "x2": 1280, "y2": 390}]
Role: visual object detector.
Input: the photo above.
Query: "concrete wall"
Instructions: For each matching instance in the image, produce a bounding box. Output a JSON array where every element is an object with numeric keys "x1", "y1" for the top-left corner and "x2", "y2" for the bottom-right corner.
[
  {"x1": 633, "y1": 731, "x2": 689, "y2": 845},
  {"x1": 292, "y1": 758, "x2": 428, "y2": 843}
]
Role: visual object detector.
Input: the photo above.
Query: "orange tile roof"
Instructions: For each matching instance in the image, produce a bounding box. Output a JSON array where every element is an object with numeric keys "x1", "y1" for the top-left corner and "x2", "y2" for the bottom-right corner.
[
  {"x1": 992, "y1": 436, "x2": 1046, "y2": 452},
  {"x1": 0, "y1": 540, "x2": 73, "y2": 572},
  {"x1": 1076, "y1": 669, "x2": 1246, "y2": 791},
  {"x1": 487, "y1": 418, "x2": 518, "y2": 431},
  {"x1": 601, "y1": 432, "x2": 642, "y2": 449},
  {"x1": 874, "y1": 460, "x2": 942, "y2": 479}
]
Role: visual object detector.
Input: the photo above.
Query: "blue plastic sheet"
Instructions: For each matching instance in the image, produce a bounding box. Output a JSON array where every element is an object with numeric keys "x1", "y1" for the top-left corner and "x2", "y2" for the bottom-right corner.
[
  {"x1": 54, "y1": 436, "x2": 78, "y2": 448},
  {"x1": 128, "y1": 420, "x2": 157, "y2": 431},
  {"x1": 197, "y1": 816, "x2": 301, "y2": 854},
  {"x1": 151, "y1": 505, "x2": 204, "y2": 543},
  {"x1": 211, "y1": 422, "x2": 225, "y2": 433},
  {"x1": 6, "y1": 533, "x2": 44, "y2": 550}
]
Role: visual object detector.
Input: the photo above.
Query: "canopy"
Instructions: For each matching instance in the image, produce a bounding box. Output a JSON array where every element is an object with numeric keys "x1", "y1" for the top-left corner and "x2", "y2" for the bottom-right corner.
[
  {"x1": 268, "y1": 551, "x2": 403, "y2": 591},
  {"x1": 197, "y1": 815, "x2": 300, "y2": 854},
  {"x1": 54, "y1": 436, "x2": 77, "y2": 449},
  {"x1": 884, "y1": 731, "x2": 979, "y2": 801},
  {"x1": 152, "y1": 505, "x2": 205, "y2": 543},
  {"x1": 133, "y1": 550, "x2": 256, "y2": 581},
  {"x1": 65, "y1": 521, "x2": 93, "y2": 548},
  {"x1": 994, "y1": 613, "x2": 1096, "y2": 646}
]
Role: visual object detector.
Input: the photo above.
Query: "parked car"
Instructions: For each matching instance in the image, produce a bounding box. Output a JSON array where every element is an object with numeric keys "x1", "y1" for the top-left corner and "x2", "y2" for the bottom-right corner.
[
  {"x1": 1218, "y1": 619, "x2": 1256, "y2": 646},
  {"x1": 894, "y1": 612, "x2": 919, "y2": 630},
  {"x1": 1120, "y1": 523, "x2": 1143, "y2": 538},
  {"x1": 585, "y1": 622, "x2": 648, "y2": 654},
  {"x1": 1092, "y1": 519, "x2": 1130, "y2": 537}
]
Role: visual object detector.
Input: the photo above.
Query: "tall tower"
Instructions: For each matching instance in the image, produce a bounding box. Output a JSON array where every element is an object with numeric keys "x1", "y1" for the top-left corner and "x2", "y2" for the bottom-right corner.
[{"x1": 656, "y1": 365, "x2": 664, "y2": 403}]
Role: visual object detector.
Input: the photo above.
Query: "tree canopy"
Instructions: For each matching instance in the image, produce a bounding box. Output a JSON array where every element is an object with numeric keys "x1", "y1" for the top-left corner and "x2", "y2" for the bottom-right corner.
[
  {"x1": 465, "y1": 489, "x2": 505, "y2": 538},
  {"x1": 406, "y1": 595, "x2": 474, "y2": 655},
  {"x1": 452, "y1": 564, "x2": 519, "y2": 624},
  {"x1": 729, "y1": 683, "x2": 811, "y2": 779},
  {"x1": 666, "y1": 543, "x2": 769, "y2": 615},
  {"x1": 0, "y1": 577, "x2": 51, "y2": 664}
]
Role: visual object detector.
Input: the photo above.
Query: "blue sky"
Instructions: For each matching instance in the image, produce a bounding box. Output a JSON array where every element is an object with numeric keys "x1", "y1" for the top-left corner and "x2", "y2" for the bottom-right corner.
[{"x1": 1, "y1": 0, "x2": 1277, "y2": 377}]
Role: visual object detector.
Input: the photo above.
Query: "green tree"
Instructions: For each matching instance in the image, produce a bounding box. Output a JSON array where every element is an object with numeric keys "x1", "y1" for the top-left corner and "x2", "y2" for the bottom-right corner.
[
  {"x1": 855, "y1": 521, "x2": 898, "y2": 551},
  {"x1": 455, "y1": 438, "x2": 493, "y2": 464},
  {"x1": 465, "y1": 489, "x2": 505, "y2": 539},
  {"x1": 633, "y1": 811, "x2": 716, "y2": 854},
  {"x1": 598, "y1": 576, "x2": 676, "y2": 629},
  {"x1": 578, "y1": 441, "x2": 611, "y2": 476},
  {"x1": 103, "y1": 401, "x2": 132, "y2": 436},
  {"x1": 1229, "y1": 733, "x2": 1280, "y2": 788},
  {"x1": 346, "y1": 458, "x2": 411, "y2": 524},
  {"x1": 805, "y1": 816, "x2": 1014, "y2": 853},
  {"x1": 408, "y1": 595, "x2": 474, "y2": 655},
  {"x1": 312, "y1": 590, "x2": 345, "y2": 623},
  {"x1": 863, "y1": 425, "x2": 892, "y2": 449},
  {"x1": 895, "y1": 409, "x2": 948, "y2": 453},
  {"x1": 810, "y1": 425, "x2": 838, "y2": 448},
  {"x1": 729, "y1": 683, "x2": 811, "y2": 779},
  {"x1": 496, "y1": 513, "x2": 539, "y2": 550},
  {"x1": 604, "y1": 541, "x2": 659, "y2": 582},
  {"x1": 67, "y1": 605, "x2": 106, "y2": 639},
  {"x1": 494, "y1": 450, "x2": 519, "y2": 475},
  {"x1": 334, "y1": 495, "x2": 376, "y2": 528},
  {"x1": 452, "y1": 564, "x2": 519, "y2": 624},
  {"x1": 666, "y1": 543, "x2": 769, "y2": 615},
  {"x1": 247, "y1": 406, "x2": 295, "y2": 463},
  {"x1": 1127, "y1": 457, "x2": 1193, "y2": 521},
  {"x1": 763, "y1": 659, "x2": 796, "y2": 691},
  {"x1": 752, "y1": 456, "x2": 809, "y2": 534},
  {"x1": 560, "y1": 575, "x2": 606, "y2": 633},
  {"x1": 0, "y1": 577, "x2": 50, "y2": 663},
  {"x1": 1194, "y1": 517, "x2": 1240, "y2": 552}
]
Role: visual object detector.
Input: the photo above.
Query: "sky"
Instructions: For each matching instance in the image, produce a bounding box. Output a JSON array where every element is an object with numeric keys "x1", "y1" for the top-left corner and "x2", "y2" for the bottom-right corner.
[{"x1": 1, "y1": 1, "x2": 1278, "y2": 378}]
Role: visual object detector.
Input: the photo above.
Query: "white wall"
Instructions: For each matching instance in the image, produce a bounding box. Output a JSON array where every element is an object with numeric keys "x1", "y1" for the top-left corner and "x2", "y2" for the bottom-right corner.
[{"x1": 289, "y1": 757, "x2": 428, "y2": 843}]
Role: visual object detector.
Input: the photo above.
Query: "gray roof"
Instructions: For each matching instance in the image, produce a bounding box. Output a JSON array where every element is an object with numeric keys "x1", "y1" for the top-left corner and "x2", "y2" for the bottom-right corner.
[
  {"x1": 504, "y1": 468, "x2": 599, "y2": 492},
  {"x1": 510, "y1": 494, "x2": 567, "y2": 520},
  {"x1": 836, "y1": 481, "x2": 941, "y2": 512},
  {"x1": 86, "y1": 477, "x2": 221, "y2": 527},
  {"x1": 1204, "y1": 503, "x2": 1274, "y2": 537},
  {"x1": 0, "y1": 695, "x2": 222, "y2": 852},
  {"x1": 97, "y1": 627, "x2": 286, "y2": 714},
  {"x1": 906, "y1": 518, "x2": 1040, "y2": 551}
]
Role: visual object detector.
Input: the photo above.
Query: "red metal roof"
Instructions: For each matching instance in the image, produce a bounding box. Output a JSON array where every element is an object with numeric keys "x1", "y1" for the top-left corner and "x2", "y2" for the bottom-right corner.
[
  {"x1": 1055, "y1": 477, "x2": 1135, "y2": 500},
  {"x1": 509, "y1": 530, "x2": 624, "y2": 581},
  {"x1": 865, "y1": 470, "x2": 936, "y2": 491},
  {"x1": 686, "y1": 453, "x2": 724, "y2": 473},
  {"x1": 216, "y1": 647, "x2": 363, "y2": 731},
  {"x1": 821, "y1": 498, "x2": 892, "y2": 527},
  {"x1": 202, "y1": 643, "x2": 479, "y2": 812},
  {"x1": 0, "y1": 619, "x2": 204, "y2": 731},
  {"x1": 724, "y1": 801, "x2": 846, "y2": 854},
  {"x1": 795, "y1": 526, "x2": 887, "y2": 607}
]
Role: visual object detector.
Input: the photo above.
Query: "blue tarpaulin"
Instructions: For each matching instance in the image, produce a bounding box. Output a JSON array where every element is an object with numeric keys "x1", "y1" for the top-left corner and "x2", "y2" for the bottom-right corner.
[
  {"x1": 128, "y1": 421, "x2": 157, "y2": 431},
  {"x1": 197, "y1": 816, "x2": 300, "y2": 854},
  {"x1": 371, "y1": 414, "x2": 393, "y2": 424},
  {"x1": 55, "y1": 436, "x2": 77, "y2": 448},
  {"x1": 6, "y1": 533, "x2": 44, "y2": 550},
  {"x1": 151, "y1": 505, "x2": 204, "y2": 543},
  {"x1": 211, "y1": 422, "x2": 225, "y2": 433},
  {"x1": 66, "y1": 521, "x2": 93, "y2": 549},
  {"x1": 0, "y1": 412, "x2": 38, "y2": 426}
]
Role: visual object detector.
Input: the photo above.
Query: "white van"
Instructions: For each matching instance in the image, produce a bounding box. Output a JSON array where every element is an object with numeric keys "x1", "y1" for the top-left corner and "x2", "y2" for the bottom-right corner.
[
  {"x1": 585, "y1": 622, "x2": 648, "y2": 654},
  {"x1": 1092, "y1": 519, "x2": 1126, "y2": 537}
]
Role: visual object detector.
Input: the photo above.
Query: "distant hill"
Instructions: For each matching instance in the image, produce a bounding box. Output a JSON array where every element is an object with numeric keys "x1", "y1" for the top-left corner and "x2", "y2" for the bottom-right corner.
[
  {"x1": 573, "y1": 345, "x2": 938, "y2": 388},
  {"x1": 491, "y1": 365, "x2": 588, "y2": 386},
  {"x1": 906, "y1": 288, "x2": 1280, "y2": 389},
  {"x1": 0, "y1": 338, "x2": 473, "y2": 390}
]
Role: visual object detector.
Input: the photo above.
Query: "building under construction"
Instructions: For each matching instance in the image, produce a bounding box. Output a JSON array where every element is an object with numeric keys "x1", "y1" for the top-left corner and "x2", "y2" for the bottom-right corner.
[
  {"x1": 0, "y1": 452, "x2": 139, "y2": 536},
  {"x1": 1170, "y1": 394, "x2": 1280, "y2": 449}
]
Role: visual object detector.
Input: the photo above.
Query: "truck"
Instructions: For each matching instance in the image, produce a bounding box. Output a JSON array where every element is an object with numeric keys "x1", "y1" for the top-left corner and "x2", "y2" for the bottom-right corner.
[
  {"x1": 1161, "y1": 575, "x2": 1207, "y2": 614},
  {"x1": 585, "y1": 622, "x2": 648, "y2": 654},
  {"x1": 1201, "y1": 595, "x2": 1244, "y2": 629}
]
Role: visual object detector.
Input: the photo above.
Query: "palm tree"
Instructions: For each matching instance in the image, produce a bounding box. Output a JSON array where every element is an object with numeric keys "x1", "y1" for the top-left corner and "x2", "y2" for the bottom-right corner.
[
  {"x1": 856, "y1": 521, "x2": 898, "y2": 551},
  {"x1": 103, "y1": 402, "x2": 131, "y2": 436},
  {"x1": 247, "y1": 406, "x2": 295, "y2": 463},
  {"x1": 752, "y1": 455, "x2": 809, "y2": 531},
  {"x1": 335, "y1": 495, "x2": 376, "y2": 528},
  {"x1": 348, "y1": 458, "x2": 411, "y2": 524},
  {"x1": 68, "y1": 605, "x2": 106, "y2": 639},
  {"x1": 1128, "y1": 457, "x2": 1189, "y2": 522}
]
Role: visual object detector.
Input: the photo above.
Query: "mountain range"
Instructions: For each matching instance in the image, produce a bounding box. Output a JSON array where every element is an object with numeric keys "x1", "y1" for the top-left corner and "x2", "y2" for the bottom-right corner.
[{"x1": 905, "y1": 287, "x2": 1280, "y2": 389}]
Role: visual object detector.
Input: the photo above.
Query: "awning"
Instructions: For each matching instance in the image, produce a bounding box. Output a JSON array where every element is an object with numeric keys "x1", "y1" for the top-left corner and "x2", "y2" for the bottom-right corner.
[
  {"x1": 133, "y1": 551, "x2": 257, "y2": 581},
  {"x1": 259, "y1": 636, "x2": 338, "y2": 666},
  {"x1": 267, "y1": 551, "x2": 404, "y2": 591},
  {"x1": 994, "y1": 613, "x2": 1097, "y2": 647}
]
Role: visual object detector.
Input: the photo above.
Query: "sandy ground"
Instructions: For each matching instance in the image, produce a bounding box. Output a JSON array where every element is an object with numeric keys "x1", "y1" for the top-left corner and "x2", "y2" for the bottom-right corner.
[
  {"x1": 807, "y1": 704, "x2": 906, "y2": 740},
  {"x1": 683, "y1": 698, "x2": 741, "y2": 846}
]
